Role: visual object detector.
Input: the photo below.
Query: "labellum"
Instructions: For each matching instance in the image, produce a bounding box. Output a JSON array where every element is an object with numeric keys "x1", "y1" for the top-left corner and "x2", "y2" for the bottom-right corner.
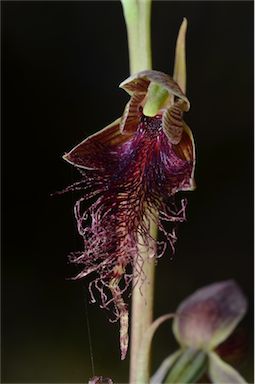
[{"x1": 63, "y1": 70, "x2": 195, "y2": 359}]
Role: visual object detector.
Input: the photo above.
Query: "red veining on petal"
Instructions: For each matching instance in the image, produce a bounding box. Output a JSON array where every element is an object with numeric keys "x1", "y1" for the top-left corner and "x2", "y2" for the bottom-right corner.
[{"x1": 65, "y1": 114, "x2": 194, "y2": 358}]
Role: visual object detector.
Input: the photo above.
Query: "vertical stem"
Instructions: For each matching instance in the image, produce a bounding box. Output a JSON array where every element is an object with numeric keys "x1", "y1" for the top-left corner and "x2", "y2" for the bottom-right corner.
[
  {"x1": 136, "y1": 314, "x2": 175, "y2": 384},
  {"x1": 130, "y1": 219, "x2": 157, "y2": 383},
  {"x1": 121, "y1": 0, "x2": 154, "y2": 382},
  {"x1": 121, "y1": 0, "x2": 152, "y2": 74}
]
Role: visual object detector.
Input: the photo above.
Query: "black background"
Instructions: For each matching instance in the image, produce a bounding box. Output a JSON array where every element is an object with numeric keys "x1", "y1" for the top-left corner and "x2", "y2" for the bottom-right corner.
[{"x1": 2, "y1": 1, "x2": 253, "y2": 383}]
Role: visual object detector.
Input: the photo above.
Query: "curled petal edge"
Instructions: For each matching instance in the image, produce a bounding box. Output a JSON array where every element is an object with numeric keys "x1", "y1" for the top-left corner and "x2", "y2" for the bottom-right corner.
[{"x1": 119, "y1": 69, "x2": 190, "y2": 111}]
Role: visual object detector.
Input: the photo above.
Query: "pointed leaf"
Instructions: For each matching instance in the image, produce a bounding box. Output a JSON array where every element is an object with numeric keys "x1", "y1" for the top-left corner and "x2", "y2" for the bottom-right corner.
[
  {"x1": 173, "y1": 18, "x2": 187, "y2": 94},
  {"x1": 208, "y1": 352, "x2": 248, "y2": 383}
]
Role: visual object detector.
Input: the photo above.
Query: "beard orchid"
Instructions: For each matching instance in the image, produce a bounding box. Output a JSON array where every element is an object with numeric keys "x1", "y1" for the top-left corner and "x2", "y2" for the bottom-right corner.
[{"x1": 63, "y1": 70, "x2": 195, "y2": 359}]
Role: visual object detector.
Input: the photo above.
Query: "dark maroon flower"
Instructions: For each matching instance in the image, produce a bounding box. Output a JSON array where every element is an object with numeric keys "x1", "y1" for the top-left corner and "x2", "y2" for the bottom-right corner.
[{"x1": 63, "y1": 70, "x2": 195, "y2": 359}]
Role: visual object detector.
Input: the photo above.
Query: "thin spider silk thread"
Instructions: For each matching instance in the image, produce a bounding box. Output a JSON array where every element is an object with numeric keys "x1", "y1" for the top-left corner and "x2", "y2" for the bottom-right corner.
[{"x1": 83, "y1": 285, "x2": 95, "y2": 378}]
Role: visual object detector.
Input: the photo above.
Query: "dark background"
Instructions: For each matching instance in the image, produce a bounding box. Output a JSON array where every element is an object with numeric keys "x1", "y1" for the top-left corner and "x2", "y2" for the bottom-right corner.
[{"x1": 2, "y1": 1, "x2": 253, "y2": 383}]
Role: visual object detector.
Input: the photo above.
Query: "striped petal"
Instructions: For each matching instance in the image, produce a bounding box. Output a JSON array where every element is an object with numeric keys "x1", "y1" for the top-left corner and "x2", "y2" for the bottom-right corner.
[
  {"x1": 63, "y1": 118, "x2": 133, "y2": 170},
  {"x1": 120, "y1": 70, "x2": 190, "y2": 111},
  {"x1": 163, "y1": 99, "x2": 187, "y2": 145},
  {"x1": 120, "y1": 93, "x2": 144, "y2": 134}
]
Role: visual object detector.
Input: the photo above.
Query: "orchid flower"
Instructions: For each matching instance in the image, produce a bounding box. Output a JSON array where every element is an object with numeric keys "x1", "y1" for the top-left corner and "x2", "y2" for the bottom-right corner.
[
  {"x1": 63, "y1": 70, "x2": 195, "y2": 359},
  {"x1": 151, "y1": 280, "x2": 248, "y2": 383}
]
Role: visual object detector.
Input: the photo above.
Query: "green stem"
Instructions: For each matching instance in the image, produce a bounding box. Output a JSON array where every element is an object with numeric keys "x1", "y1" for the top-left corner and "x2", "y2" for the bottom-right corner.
[
  {"x1": 130, "y1": 218, "x2": 157, "y2": 383},
  {"x1": 121, "y1": 0, "x2": 152, "y2": 74},
  {"x1": 121, "y1": 1, "x2": 154, "y2": 382},
  {"x1": 136, "y1": 314, "x2": 175, "y2": 384}
]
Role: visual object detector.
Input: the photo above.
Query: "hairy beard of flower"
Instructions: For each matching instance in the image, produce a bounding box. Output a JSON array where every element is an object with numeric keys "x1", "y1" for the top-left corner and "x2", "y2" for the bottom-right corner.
[{"x1": 67, "y1": 113, "x2": 193, "y2": 318}]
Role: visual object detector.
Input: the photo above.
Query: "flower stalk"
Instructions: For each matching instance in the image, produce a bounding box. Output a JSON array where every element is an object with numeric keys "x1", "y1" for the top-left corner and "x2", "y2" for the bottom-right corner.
[
  {"x1": 121, "y1": 0, "x2": 152, "y2": 74},
  {"x1": 136, "y1": 314, "x2": 175, "y2": 384},
  {"x1": 121, "y1": 0, "x2": 156, "y2": 381}
]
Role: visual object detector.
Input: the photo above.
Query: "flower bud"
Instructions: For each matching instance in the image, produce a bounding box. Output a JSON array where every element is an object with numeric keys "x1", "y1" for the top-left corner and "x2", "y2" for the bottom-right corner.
[{"x1": 173, "y1": 280, "x2": 247, "y2": 350}]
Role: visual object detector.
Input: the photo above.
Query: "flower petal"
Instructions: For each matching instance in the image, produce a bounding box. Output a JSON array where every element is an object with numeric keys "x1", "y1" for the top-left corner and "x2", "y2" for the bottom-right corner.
[
  {"x1": 208, "y1": 351, "x2": 248, "y2": 383},
  {"x1": 63, "y1": 118, "x2": 133, "y2": 170},
  {"x1": 173, "y1": 280, "x2": 248, "y2": 350},
  {"x1": 120, "y1": 93, "x2": 144, "y2": 133},
  {"x1": 161, "y1": 118, "x2": 195, "y2": 192},
  {"x1": 173, "y1": 121, "x2": 195, "y2": 163},
  {"x1": 173, "y1": 122, "x2": 196, "y2": 191},
  {"x1": 119, "y1": 75, "x2": 149, "y2": 95},
  {"x1": 120, "y1": 70, "x2": 190, "y2": 111},
  {"x1": 163, "y1": 100, "x2": 186, "y2": 145}
]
